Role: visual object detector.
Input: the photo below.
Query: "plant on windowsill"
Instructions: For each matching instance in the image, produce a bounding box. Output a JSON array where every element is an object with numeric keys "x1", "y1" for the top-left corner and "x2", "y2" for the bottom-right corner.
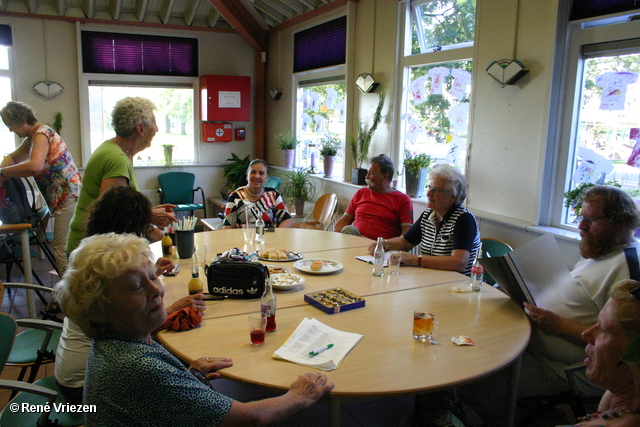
[
  {"x1": 276, "y1": 132, "x2": 300, "y2": 169},
  {"x1": 320, "y1": 133, "x2": 341, "y2": 179},
  {"x1": 563, "y1": 180, "x2": 621, "y2": 217},
  {"x1": 403, "y1": 151, "x2": 432, "y2": 198},
  {"x1": 349, "y1": 90, "x2": 386, "y2": 185},
  {"x1": 221, "y1": 153, "x2": 251, "y2": 200},
  {"x1": 281, "y1": 168, "x2": 316, "y2": 218}
]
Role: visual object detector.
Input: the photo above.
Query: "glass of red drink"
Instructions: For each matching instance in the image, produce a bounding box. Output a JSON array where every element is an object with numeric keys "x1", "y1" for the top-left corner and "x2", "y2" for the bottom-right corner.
[{"x1": 248, "y1": 312, "x2": 267, "y2": 345}]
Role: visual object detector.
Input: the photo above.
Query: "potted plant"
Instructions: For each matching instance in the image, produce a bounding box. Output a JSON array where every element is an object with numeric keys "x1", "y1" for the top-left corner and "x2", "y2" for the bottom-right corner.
[
  {"x1": 221, "y1": 153, "x2": 251, "y2": 199},
  {"x1": 403, "y1": 150, "x2": 432, "y2": 198},
  {"x1": 276, "y1": 132, "x2": 300, "y2": 169},
  {"x1": 563, "y1": 180, "x2": 621, "y2": 217},
  {"x1": 350, "y1": 91, "x2": 386, "y2": 185},
  {"x1": 162, "y1": 144, "x2": 175, "y2": 167},
  {"x1": 320, "y1": 133, "x2": 341, "y2": 178},
  {"x1": 281, "y1": 168, "x2": 316, "y2": 217}
]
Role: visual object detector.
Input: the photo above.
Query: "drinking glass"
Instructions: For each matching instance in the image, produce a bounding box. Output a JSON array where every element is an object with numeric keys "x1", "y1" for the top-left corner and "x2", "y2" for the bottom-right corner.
[
  {"x1": 194, "y1": 245, "x2": 208, "y2": 268},
  {"x1": 249, "y1": 312, "x2": 267, "y2": 345},
  {"x1": 389, "y1": 251, "x2": 402, "y2": 275},
  {"x1": 243, "y1": 223, "x2": 256, "y2": 243},
  {"x1": 413, "y1": 310, "x2": 439, "y2": 343}
]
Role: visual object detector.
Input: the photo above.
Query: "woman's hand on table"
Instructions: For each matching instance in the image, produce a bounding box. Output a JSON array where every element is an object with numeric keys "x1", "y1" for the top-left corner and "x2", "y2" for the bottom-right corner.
[
  {"x1": 155, "y1": 257, "x2": 174, "y2": 275},
  {"x1": 288, "y1": 372, "x2": 335, "y2": 406},
  {"x1": 190, "y1": 357, "x2": 233, "y2": 380},
  {"x1": 166, "y1": 293, "x2": 207, "y2": 314}
]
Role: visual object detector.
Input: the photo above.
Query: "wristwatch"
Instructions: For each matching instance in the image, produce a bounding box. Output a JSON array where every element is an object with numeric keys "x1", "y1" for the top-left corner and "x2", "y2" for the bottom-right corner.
[{"x1": 417, "y1": 254, "x2": 423, "y2": 267}]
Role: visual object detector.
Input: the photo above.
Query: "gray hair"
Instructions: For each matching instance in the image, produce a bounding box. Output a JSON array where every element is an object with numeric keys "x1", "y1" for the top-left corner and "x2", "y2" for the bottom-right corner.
[
  {"x1": 583, "y1": 185, "x2": 640, "y2": 232},
  {"x1": 429, "y1": 164, "x2": 467, "y2": 204},
  {"x1": 111, "y1": 97, "x2": 156, "y2": 138},
  {"x1": 1, "y1": 101, "x2": 38, "y2": 126},
  {"x1": 370, "y1": 154, "x2": 394, "y2": 182},
  {"x1": 54, "y1": 233, "x2": 154, "y2": 338}
]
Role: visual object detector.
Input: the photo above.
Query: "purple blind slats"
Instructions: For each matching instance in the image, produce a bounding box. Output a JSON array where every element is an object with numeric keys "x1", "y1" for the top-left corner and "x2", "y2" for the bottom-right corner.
[
  {"x1": 0, "y1": 24, "x2": 12, "y2": 46},
  {"x1": 82, "y1": 31, "x2": 197, "y2": 76},
  {"x1": 294, "y1": 16, "x2": 346, "y2": 73},
  {"x1": 570, "y1": 0, "x2": 640, "y2": 20}
]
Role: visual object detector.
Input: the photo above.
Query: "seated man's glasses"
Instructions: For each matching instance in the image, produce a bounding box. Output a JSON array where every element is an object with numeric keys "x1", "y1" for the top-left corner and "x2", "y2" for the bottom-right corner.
[
  {"x1": 426, "y1": 185, "x2": 451, "y2": 194},
  {"x1": 576, "y1": 215, "x2": 608, "y2": 225}
]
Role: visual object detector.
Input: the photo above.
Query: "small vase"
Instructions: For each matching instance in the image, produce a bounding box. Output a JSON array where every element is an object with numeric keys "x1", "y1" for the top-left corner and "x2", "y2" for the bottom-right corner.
[
  {"x1": 163, "y1": 146, "x2": 173, "y2": 167},
  {"x1": 323, "y1": 156, "x2": 335, "y2": 178},
  {"x1": 283, "y1": 149, "x2": 295, "y2": 169},
  {"x1": 405, "y1": 168, "x2": 428, "y2": 198}
]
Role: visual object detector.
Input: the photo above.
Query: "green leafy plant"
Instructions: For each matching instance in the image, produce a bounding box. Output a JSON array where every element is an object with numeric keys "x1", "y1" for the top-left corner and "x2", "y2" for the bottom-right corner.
[
  {"x1": 403, "y1": 150, "x2": 432, "y2": 175},
  {"x1": 563, "y1": 180, "x2": 621, "y2": 216},
  {"x1": 276, "y1": 132, "x2": 300, "y2": 150},
  {"x1": 281, "y1": 168, "x2": 316, "y2": 205},
  {"x1": 48, "y1": 112, "x2": 62, "y2": 135},
  {"x1": 320, "y1": 133, "x2": 341, "y2": 157},
  {"x1": 222, "y1": 153, "x2": 251, "y2": 193},
  {"x1": 350, "y1": 91, "x2": 386, "y2": 169}
]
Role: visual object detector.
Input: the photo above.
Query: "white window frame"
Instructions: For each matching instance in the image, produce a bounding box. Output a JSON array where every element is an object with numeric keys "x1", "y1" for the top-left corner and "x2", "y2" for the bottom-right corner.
[
  {"x1": 76, "y1": 25, "x2": 200, "y2": 167},
  {"x1": 0, "y1": 42, "x2": 16, "y2": 156},
  {"x1": 541, "y1": 7, "x2": 640, "y2": 229}
]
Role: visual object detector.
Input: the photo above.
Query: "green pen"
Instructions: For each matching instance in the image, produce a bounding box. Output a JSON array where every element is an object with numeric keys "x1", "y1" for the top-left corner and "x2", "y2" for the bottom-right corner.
[{"x1": 309, "y1": 344, "x2": 334, "y2": 357}]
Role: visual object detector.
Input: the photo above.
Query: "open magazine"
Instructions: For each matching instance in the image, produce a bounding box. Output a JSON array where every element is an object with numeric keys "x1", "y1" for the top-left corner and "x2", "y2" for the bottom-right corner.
[
  {"x1": 272, "y1": 318, "x2": 363, "y2": 371},
  {"x1": 479, "y1": 233, "x2": 576, "y2": 308}
]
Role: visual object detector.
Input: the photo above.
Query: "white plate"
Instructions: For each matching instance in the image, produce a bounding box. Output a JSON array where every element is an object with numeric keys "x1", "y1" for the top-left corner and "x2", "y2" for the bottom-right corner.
[
  {"x1": 264, "y1": 264, "x2": 291, "y2": 275},
  {"x1": 271, "y1": 273, "x2": 305, "y2": 290},
  {"x1": 293, "y1": 259, "x2": 344, "y2": 275},
  {"x1": 258, "y1": 251, "x2": 303, "y2": 262}
]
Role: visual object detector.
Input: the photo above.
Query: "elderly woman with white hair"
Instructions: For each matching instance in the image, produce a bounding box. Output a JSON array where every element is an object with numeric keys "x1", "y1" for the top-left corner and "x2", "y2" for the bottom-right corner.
[
  {"x1": 370, "y1": 163, "x2": 480, "y2": 275},
  {"x1": 54, "y1": 233, "x2": 334, "y2": 426}
]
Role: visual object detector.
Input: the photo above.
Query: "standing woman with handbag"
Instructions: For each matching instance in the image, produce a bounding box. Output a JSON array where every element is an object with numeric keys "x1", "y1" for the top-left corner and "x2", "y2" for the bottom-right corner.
[{"x1": 0, "y1": 101, "x2": 81, "y2": 274}]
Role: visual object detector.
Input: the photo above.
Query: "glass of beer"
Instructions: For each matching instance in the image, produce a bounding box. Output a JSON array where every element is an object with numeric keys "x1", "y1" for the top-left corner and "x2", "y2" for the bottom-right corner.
[{"x1": 413, "y1": 310, "x2": 438, "y2": 343}]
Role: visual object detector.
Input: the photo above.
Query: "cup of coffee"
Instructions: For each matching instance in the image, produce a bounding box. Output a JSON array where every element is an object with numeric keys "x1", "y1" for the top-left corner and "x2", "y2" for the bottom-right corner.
[
  {"x1": 249, "y1": 312, "x2": 267, "y2": 346},
  {"x1": 413, "y1": 310, "x2": 438, "y2": 342}
]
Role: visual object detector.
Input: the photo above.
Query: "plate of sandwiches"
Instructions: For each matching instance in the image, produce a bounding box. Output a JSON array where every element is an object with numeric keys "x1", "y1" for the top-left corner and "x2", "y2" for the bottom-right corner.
[
  {"x1": 264, "y1": 265, "x2": 292, "y2": 275},
  {"x1": 257, "y1": 248, "x2": 304, "y2": 262}
]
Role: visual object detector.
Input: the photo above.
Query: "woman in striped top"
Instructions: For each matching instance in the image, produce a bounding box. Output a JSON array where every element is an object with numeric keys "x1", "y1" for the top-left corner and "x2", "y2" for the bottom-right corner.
[{"x1": 368, "y1": 164, "x2": 480, "y2": 275}]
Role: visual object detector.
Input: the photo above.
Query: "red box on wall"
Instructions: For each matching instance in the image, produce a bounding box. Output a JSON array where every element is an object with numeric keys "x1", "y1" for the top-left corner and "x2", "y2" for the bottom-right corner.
[
  {"x1": 200, "y1": 75, "x2": 251, "y2": 122},
  {"x1": 202, "y1": 122, "x2": 233, "y2": 143}
]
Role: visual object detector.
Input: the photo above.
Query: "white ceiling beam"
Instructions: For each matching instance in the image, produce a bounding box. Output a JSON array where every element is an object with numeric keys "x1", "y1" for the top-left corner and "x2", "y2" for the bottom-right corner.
[
  {"x1": 82, "y1": 0, "x2": 95, "y2": 18},
  {"x1": 299, "y1": 0, "x2": 314, "y2": 9},
  {"x1": 110, "y1": 0, "x2": 122, "y2": 20},
  {"x1": 279, "y1": 0, "x2": 305, "y2": 15},
  {"x1": 183, "y1": 0, "x2": 201, "y2": 26},
  {"x1": 159, "y1": 0, "x2": 175, "y2": 24},
  {"x1": 251, "y1": 2, "x2": 283, "y2": 24},
  {"x1": 26, "y1": 0, "x2": 39, "y2": 13},
  {"x1": 205, "y1": 7, "x2": 220, "y2": 27},
  {"x1": 54, "y1": 0, "x2": 67, "y2": 16},
  {"x1": 135, "y1": 0, "x2": 150, "y2": 22},
  {"x1": 264, "y1": 0, "x2": 294, "y2": 19}
]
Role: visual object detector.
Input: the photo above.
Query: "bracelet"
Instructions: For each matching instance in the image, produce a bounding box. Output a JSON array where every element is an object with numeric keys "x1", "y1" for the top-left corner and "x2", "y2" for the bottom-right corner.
[{"x1": 417, "y1": 254, "x2": 423, "y2": 267}]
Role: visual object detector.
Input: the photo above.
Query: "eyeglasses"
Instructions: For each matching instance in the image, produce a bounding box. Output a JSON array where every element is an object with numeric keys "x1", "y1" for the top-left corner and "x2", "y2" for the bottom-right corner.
[
  {"x1": 576, "y1": 215, "x2": 608, "y2": 225},
  {"x1": 426, "y1": 185, "x2": 452, "y2": 194}
]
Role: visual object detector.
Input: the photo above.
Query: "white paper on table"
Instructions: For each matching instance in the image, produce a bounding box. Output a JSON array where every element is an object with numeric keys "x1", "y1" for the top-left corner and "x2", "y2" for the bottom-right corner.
[
  {"x1": 356, "y1": 255, "x2": 390, "y2": 267},
  {"x1": 272, "y1": 318, "x2": 363, "y2": 371}
]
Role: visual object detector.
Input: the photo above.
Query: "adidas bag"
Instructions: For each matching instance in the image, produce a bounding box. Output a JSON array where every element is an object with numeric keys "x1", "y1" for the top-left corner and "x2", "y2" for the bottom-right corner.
[{"x1": 205, "y1": 261, "x2": 268, "y2": 299}]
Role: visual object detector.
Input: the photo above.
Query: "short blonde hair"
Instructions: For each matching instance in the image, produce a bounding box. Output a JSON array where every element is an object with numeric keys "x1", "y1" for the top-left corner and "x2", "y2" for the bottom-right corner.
[
  {"x1": 111, "y1": 97, "x2": 156, "y2": 138},
  {"x1": 54, "y1": 233, "x2": 154, "y2": 338}
]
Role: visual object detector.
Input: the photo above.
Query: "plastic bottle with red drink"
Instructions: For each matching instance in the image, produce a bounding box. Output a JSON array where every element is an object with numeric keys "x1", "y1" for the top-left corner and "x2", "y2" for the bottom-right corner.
[{"x1": 260, "y1": 278, "x2": 277, "y2": 331}]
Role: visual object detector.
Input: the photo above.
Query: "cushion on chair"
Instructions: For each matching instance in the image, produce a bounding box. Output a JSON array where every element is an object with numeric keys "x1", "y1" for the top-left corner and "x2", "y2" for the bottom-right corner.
[
  {"x1": 7, "y1": 328, "x2": 61, "y2": 364},
  {"x1": 1, "y1": 376, "x2": 84, "y2": 427}
]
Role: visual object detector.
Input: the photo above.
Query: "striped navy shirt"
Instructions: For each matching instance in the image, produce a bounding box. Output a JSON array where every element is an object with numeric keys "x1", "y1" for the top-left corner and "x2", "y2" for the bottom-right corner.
[{"x1": 404, "y1": 204, "x2": 481, "y2": 276}]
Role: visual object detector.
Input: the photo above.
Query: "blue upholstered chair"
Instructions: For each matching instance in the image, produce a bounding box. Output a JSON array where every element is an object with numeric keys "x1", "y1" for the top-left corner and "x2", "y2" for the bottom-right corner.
[{"x1": 158, "y1": 172, "x2": 206, "y2": 218}]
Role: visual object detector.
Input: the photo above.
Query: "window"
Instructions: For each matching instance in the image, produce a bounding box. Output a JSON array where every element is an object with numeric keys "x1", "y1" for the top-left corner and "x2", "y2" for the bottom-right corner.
[
  {"x1": 0, "y1": 29, "x2": 14, "y2": 157},
  {"x1": 549, "y1": 11, "x2": 640, "y2": 228},
  {"x1": 294, "y1": 16, "x2": 346, "y2": 73},
  {"x1": 398, "y1": 0, "x2": 476, "y2": 186},
  {"x1": 79, "y1": 28, "x2": 198, "y2": 166}
]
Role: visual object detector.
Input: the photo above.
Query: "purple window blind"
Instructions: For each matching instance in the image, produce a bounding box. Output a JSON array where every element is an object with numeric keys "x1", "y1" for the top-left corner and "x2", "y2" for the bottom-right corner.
[
  {"x1": 81, "y1": 31, "x2": 198, "y2": 76},
  {"x1": 294, "y1": 16, "x2": 346, "y2": 73},
  {"x1": 570, "y1": 0, "x2": 640, "y2": 20},
  {"x1": 0, "y1": 24, "x2": 12, "y2": 46}
]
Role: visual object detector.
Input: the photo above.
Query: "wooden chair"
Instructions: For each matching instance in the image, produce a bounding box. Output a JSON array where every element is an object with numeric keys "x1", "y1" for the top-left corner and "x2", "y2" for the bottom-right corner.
[{"x1": 293, "y1": 193, "x2": 338, "y2": 230}]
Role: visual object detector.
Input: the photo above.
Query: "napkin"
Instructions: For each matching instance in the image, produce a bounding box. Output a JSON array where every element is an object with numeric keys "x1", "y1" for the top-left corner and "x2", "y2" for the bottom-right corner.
[{"x1": 164, "y1": 307, "x2": 203, "y2": 331}]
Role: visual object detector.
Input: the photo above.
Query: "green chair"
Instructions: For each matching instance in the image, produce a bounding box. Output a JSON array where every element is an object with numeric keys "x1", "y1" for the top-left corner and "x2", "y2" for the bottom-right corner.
[
  {"x1": 0, "y1": 312, "x2": 83, "y2": 427},
  {"x1": 481, "y1": 238, "x2": 513, "y2": 286},
  {"x1": 158, "y1": 172, "x2": 207, "y2": 218}
]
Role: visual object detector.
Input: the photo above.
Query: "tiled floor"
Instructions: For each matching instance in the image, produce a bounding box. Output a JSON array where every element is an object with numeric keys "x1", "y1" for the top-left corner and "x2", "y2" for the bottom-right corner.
[{"x1": 1, "y1": 252, "x2": 589, "y2": 426}]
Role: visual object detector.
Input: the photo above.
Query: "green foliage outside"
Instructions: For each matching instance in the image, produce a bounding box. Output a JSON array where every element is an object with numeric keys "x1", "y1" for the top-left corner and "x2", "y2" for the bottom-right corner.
[
  {"x1": 411, "y1": 0, "x2": 476, "y2": 55},
  {"x1": 563, "y1": 180, "x2": 621, "y2": 216}
]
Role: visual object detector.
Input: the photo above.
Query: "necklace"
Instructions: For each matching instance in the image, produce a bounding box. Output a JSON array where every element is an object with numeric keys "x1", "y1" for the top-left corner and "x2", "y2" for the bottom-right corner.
[
  {"x1": 577, "y1": 407, "x2": 640, "y2": 422},
  {"x1": 245, "y1": 187, "x2": 264, "y2": 198}
]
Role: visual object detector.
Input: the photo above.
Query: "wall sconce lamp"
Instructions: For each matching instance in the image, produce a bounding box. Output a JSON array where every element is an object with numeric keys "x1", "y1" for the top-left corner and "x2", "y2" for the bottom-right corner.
[
  {"x1": 486, "y1": 59, "x2": 529, "y2": 88},
  {"x1": 356, "y1": 73, "x2": 379, "y2": 93},
  {"x1": 33, "y1": 81, "x2": 64, "y2": 98},
  {"x1": 269, "y1": 88, "x2": 282, "y2": 100}
]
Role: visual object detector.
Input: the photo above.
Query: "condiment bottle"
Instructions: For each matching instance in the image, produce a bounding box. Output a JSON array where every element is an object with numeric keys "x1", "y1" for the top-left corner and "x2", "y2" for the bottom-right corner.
[
  {"x1": 470, "y1": 242, "x2": 484, "y2": 292},
  {"x1": 188, "y1": 265, "x2": 203, "y2": 295},
  {"x1": 161, "y1": 228, "x2": 172, "y2": 257},
  {"x1": 255, "y1": 217, "x2": 265, "y2": 243},
  {"x1": 372, "y1": 237, "x2": 385, "y2": 277},
  {"x1": 260, "y1": 278, "x2": 276, "y2": 331}
]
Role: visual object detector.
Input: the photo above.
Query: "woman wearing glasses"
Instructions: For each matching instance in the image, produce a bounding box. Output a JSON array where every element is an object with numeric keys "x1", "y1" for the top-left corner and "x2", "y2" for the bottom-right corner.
[{"x1": 369, "y1": 163, "x2": 480, "y2": 275}]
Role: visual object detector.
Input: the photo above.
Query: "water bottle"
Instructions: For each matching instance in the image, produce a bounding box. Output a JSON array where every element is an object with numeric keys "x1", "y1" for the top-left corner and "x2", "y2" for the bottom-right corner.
[
  {"x1": 260, "y1": 278, "x2": 276, "y2": 331},
  {"x1": 372, "y1": 237, "x2": 385, "y2": 277},
  {"x1": 470, "y1": 242, "x2": 484, "y2": 292},
  {"x1": 255, "y1": 217, "x2": 265, "y2": 243}
]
